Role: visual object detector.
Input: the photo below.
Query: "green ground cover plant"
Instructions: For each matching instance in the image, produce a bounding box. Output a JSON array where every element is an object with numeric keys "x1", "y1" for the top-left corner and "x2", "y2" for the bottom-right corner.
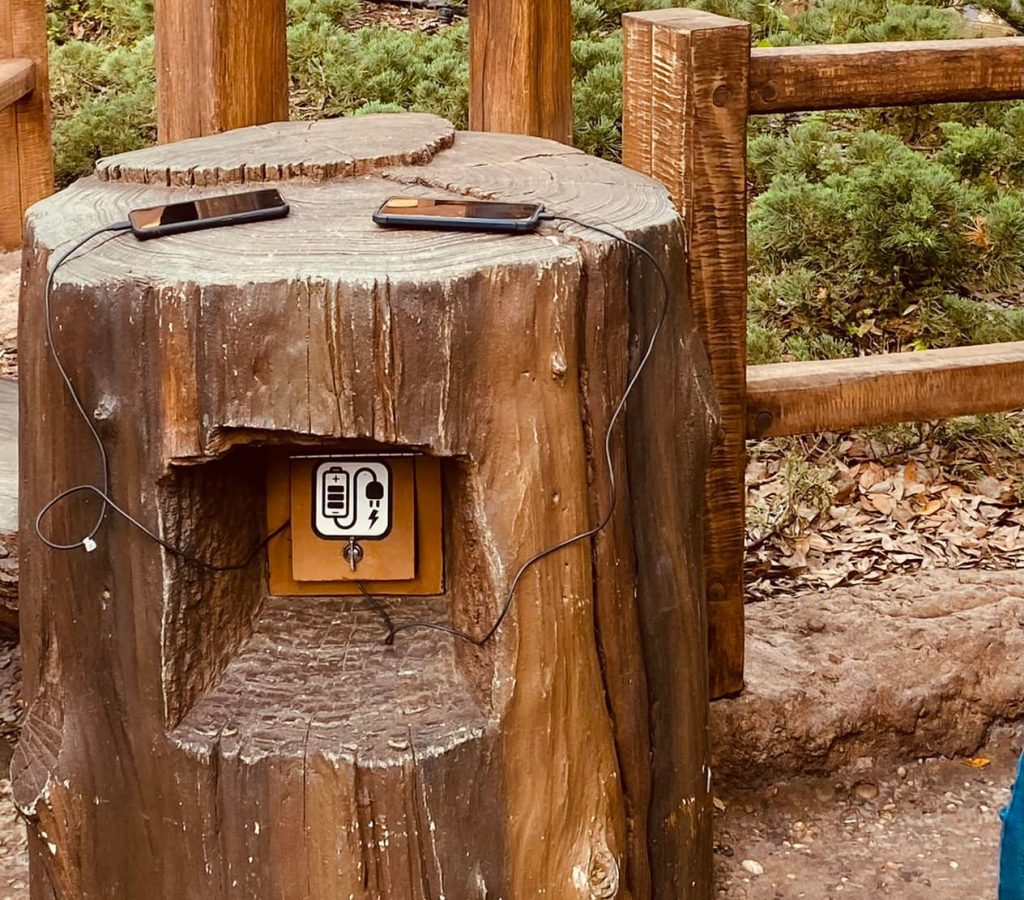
[{"x1": 46, "y1": 0, "x2": 1023, "y2": 372}]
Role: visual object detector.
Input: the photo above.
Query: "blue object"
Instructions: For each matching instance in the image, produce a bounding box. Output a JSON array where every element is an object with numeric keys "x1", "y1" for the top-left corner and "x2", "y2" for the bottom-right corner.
[{"x1": 1000, "y1": 750, "x2": 1024, "y2": 898}]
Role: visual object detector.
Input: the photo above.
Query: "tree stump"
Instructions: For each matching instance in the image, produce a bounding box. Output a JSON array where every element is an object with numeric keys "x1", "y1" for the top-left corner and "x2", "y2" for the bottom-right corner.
[{"x1": 15, "y1": 114, "x2": 718, "y2": 899}]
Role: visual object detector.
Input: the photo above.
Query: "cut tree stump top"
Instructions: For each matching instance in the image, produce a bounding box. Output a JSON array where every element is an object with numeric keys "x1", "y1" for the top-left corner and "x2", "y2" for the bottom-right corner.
[{"x1": 28, "y1": 113, "x2": 676, "y2": 289}]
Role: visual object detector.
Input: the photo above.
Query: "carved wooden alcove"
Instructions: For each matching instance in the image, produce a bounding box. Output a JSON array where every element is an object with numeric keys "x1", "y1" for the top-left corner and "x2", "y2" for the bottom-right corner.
[{"x1": 16, "y1": 114, "x2": 717, "y2": 899}]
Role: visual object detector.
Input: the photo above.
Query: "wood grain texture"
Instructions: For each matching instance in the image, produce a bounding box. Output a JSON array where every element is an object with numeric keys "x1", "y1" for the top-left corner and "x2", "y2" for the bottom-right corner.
[
  {"x1": 621, "y1": 9, "x2": 749, "y2": 699},
  {"x1": 155, "y1": 0, "x2": 289, "y2": 142},
  {"x1": 0, "y1": 0, "x2": 53, "y2": 250},
  {"x1": 0, "y1": 57, "x2": 32, "y2": 111},
  {"x1": 750, "y1": 38, "x2": 1024, "y2": 113},
  {"x1": 747, "y1": 343, "x2": 1024, "y2": 438},
  {"x1": 98, "y1": 114, "x2": 456, "y2": 184},
  {"x1": 469, "y1": 0, "x2": 573, "y2": 144},
  {"x1": 17, "y1": 115, "x2": 716, "y2": 898}
]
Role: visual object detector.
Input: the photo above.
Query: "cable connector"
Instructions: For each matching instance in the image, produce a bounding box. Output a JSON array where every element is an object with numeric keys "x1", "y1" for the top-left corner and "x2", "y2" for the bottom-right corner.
[{"x1": 82, "y1": 536, "x2": 97, "y2": 552}]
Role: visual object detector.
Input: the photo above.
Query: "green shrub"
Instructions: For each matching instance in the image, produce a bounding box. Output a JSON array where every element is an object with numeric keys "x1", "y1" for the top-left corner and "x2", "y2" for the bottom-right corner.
[
  {"x1": 748, "y1": 119, "x2": 1024, "y2": 355},
  {"x1": 49, "y1": 36, "x2": 155, "y2": 185},
  {"x1": 288, "y1": 23, "x2": 470, "y2": 125}
]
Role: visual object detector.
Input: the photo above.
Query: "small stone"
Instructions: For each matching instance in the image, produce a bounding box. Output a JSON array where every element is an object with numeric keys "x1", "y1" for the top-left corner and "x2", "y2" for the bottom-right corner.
[
  {"x1": 950, "y1": 861, "x2": 959, "y2": 869},
  {"x1": 813, "y1": 782, "x2": 836, "y2": 802},
  {"x1": 854, "y1": 782, "x2": 880, "y2": 801},
  {"x1": 792, "y1": 821, "x2": 806, "y2": 833},
  {"x1": 897, "y1": 766, "x2": 908, "y2": 779},
  {"x1": 741, "y1": 859, "x2": 764, "y2": 877}
]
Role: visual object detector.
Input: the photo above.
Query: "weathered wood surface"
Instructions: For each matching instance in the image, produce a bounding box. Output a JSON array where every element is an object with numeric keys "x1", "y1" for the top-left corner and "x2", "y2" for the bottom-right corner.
[
  {"x1": 469, "y1": 0, "x2": 573, "y2": 144},
  {"x1": 154, "y1": 0, "x2": 288, "y2": 143},
  {"x1": 747, "y1": 343, "x2": 1024, "y2": 439},
  {"x1": 749, "y1": 38, "x2": 1024, "y2": 113},
  {"x1": 0, "y1": 0, "x2": 53, "y2": 251},
  {"x1": 17, "y1": 113, "x2": 717, "y2": 898},
  {"x1": 622, "y1": 9, "x2": 750, "y2": 698},
  {"x1": 0, "y1": 57, "x2": 32, "y2": 112}
]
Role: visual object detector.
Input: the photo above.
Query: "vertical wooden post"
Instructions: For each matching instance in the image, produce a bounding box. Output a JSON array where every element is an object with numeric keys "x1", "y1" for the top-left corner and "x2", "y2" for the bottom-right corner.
[
  {"x1": 0, "y1": 0, "x2": 53, "y2": 250},
  {"x1": 623, "y1": 9, "x2": 750, "y2": 698},
  {"x1": 469, "y1": 0, "x2": 574, "y2": 145},
  {"x1": 155, "y1": 0, "x2": 289, "y2": 143}
]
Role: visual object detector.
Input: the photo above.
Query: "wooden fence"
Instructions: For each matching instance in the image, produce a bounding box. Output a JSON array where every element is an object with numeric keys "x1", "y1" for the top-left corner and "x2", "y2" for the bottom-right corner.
[
  {"x1": 622, "y1": 10, "x2": 1024, "y2": 697},
  {"x1": 2, "y1": 0, "x2": 1022, "y2": 700},
  {"x1": 0, "y1": 0, "x2": 51, "y2": 250}
]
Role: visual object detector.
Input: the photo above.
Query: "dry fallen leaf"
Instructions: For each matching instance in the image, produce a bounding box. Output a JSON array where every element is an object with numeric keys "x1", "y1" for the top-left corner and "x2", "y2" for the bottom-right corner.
[{"x1": 745, "y1": 427, "x2": 1024, "y2": 603}]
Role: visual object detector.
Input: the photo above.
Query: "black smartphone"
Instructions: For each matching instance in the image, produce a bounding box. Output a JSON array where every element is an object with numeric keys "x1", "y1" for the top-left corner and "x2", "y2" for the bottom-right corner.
[
  {"x1": 128, "y1": 188, "x2": 289, "y2": 240},
  {"x1": 373, "y1": 197, "x2": 544, "y2": 234}
]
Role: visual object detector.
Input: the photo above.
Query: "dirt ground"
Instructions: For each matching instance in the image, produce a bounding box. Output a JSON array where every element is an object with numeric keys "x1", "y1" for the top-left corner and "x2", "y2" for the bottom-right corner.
[
  {"x1": 712, "y1": 569, "x2": 1024, "y2": 783},
  {"x1": 714, "y1": 727, "x2": 1018, "y2": 898},
  {"x1": 0, "y1": 636, "x2": 25, "y2": 898}
]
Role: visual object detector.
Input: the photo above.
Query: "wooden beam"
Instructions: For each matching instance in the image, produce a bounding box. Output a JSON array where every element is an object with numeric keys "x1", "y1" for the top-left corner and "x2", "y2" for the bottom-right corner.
[
  {"x1": 750, "y1": 39, "x2": 1024, "y2": 114},
  {"x1": 469, "y1": 0, "x2": 573, "y2": 145},
  {"x1": 0, "y1": 58, "x2": 33, "y2": 111},
  {"x1": 0, "y1": 1, "x2": 53, "y2": 251},
  {"x1": 155, "y1": 0, "x2": 289, "y2": 143},
  {"x1": 746, "y1": 343, "x2": 1024, "y2": 439},
  {"x1": 623, "y1": 9, "x2": 751, "y2": 699}
]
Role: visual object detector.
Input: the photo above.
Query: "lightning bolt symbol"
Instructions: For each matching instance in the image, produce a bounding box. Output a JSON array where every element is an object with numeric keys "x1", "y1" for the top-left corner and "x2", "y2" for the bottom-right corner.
[{"x1": 368, "y1": 509, "x2": 379, "y2": 527}]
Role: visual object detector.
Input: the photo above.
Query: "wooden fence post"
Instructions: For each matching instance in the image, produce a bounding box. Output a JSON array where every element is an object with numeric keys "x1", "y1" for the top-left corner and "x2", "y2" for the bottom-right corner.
[
  {"x1": 623, "y1": 9, "x2": 750, "y2": 698},
  {"x1": 155, "y1": 0, "x2": 289, "y2": 143},
  {"x1": 469, "y1": 0, "x2": 574, "y2": 144},
  {"x1": 0, "y1": 0, "x2": 53, "y2": 250}
]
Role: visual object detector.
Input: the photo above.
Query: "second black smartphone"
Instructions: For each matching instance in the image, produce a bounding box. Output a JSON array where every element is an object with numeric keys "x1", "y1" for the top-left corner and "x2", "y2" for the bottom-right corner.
[
  {"x1": 373, "y1": 197, "x2": 544, "y2": 234},
  {"x1": 128, "y1": 188, "x2": 289, "y2": 240}
]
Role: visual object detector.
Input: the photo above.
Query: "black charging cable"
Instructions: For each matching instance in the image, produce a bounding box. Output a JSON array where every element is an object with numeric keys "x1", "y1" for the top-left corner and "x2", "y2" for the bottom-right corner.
[
  {"x1": 360, "y1": 213, "x2": 672, "y2": 647},
  {"x1": 35, "y1": 223, "x2": 288, "y2": 570}
]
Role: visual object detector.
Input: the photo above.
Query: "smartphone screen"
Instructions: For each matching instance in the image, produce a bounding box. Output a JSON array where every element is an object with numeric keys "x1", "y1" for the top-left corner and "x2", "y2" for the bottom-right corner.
[
  {"x1": 129, "y1": 189, "x2": 287, "y2": 235},
  {"x1": 373, "y1": 197, "x2": 544, "y2": 233}
]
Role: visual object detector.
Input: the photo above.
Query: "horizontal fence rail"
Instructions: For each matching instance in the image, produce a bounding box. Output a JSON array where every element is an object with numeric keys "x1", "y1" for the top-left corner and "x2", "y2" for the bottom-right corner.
[
  {"x1": 750, "y1": 38, "x2": 1024, "y2": 113},
  {"x1": 747, "y1": 343, "x2": 1024, "y2": 439},
  {"x1": 0, "y1": 58, "x2": 33, "y2": 112}
]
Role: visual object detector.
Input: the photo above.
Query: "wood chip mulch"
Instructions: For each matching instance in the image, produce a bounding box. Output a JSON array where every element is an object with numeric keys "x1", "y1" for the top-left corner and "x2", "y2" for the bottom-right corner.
[{"x1": 347, "y1": 1, "x2": 458, "y2": 32}]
